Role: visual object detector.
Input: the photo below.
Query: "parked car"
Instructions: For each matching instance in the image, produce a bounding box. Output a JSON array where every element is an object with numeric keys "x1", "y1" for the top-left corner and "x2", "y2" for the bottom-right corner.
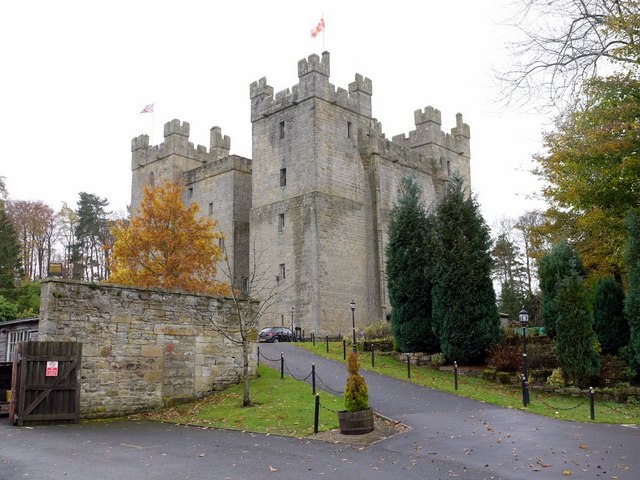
[{"x1": 258, "y1": 327, "x2": 295, "y2": 343}]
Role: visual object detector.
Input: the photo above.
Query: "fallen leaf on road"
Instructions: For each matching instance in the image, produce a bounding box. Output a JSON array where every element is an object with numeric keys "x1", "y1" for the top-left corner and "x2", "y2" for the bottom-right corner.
[
  {"x1": 562, "y1": 469, "x2": 572, "y2": 476},
  {"x1": 269, "y1": 465, "x2": 278, "y2": 472}
]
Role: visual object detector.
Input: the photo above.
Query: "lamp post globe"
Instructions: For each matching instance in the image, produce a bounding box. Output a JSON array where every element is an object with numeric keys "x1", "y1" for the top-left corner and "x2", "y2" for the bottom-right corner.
[
  {"x1": 519, "y1": 307, "x2": 530, "y2": 406},
  {"x1": 350, "y1": 300, "x2": 356, "y2": 352}
]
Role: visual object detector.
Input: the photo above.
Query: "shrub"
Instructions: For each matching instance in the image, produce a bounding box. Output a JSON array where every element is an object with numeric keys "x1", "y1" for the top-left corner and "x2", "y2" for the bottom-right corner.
[
  {"x1": 344, "y1": 352, "x2": 368, "y2": 412},
  {"x1": 487, "y1": 343, "x2": 521, "y2": 371},
  {"x1": 363, "y1": 321, "x2": 392, "y2": 340},
  {"x1": 546, "y1": 368, "x2": 565, "y2": 387},
  {"x1": 431, "y1": 352, "x2": 447, "y2": 367},
  {"x1": 496, "y1": 371, "x2": 511, "y2": 384}
]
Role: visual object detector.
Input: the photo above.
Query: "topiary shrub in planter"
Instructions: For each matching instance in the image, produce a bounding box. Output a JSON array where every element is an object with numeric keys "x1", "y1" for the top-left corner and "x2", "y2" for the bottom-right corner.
[
  {"x1": 496, "y1": 371, "x2": 511, "y2": 384},
  {"x1": 338, "y1": 352, "x2": 374, "y2": 434},
  {"x1": 482, "y1": 369, "x2": 496, "y2": 381}
]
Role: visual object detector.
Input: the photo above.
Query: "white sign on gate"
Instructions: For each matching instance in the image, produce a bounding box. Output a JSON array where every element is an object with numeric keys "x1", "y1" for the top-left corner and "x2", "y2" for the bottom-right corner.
[{"x1": 46, "y1": 361, "x2": 59, "y2": 377}]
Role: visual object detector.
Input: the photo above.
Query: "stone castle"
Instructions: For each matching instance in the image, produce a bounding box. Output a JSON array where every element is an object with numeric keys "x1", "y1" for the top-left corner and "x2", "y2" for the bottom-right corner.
[{"x1": 130, "y1": 51, "x2": 471, "y2": 335}]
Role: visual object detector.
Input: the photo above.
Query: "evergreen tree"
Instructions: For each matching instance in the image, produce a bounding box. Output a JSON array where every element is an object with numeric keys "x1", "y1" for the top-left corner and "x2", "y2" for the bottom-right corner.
[
  {"x1": 432, "y1": 176, "x2": 500, "y2": 363},
  {"x1": 74, "y1": 193, "x2": 112, "y2": 281},
  {"x1": 386, "y1": 177, "x2": 438, "y2": 352},
  {"x1": 624, "y1": 208, "x2": 640, "y2": 370},
  {"x1": 0, "y1": 205, "x2": 22, "y2": 301},
  {"x1": 593, "y1": 276, "x2": 629, "y2": 354},
  {"x1": 538, "y1": 241, "x2": 586, "y2": 337},
  {"x1": 555, "y1": 272, "x2": 601, "y2": 387}
]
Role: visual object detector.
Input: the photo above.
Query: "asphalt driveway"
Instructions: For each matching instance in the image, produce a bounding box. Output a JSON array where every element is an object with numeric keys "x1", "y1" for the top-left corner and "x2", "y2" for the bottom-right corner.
[{"x1": 0, "y1": 343, "x2": 637, "y2": 480}]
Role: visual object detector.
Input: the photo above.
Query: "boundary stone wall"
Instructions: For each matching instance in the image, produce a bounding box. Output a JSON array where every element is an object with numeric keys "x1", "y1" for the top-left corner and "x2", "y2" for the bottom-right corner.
[{"x1": 38, "y1": 279, "x2": 256, "y2": 418}]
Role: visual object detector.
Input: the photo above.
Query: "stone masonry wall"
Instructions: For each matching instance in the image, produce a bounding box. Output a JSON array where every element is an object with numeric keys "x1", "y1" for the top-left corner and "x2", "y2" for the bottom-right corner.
[{"x1": 38, "y1": 279, "x2": 256, "y2": 419}]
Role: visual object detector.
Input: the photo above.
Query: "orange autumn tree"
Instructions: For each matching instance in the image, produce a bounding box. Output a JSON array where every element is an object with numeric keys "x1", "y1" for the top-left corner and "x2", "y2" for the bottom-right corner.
[{"x1": 109, "y1": 180, "x2": 229, "y2": 295}]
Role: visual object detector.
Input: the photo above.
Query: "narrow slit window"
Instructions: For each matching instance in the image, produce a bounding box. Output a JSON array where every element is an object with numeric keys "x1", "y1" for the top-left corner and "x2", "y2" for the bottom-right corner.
[
  {"x1": 278, "y1": 213, "x2": 285, "y2": 233},
  {"x1": 208, "y1": 203, "x2": 214, "y2": 216},
  {"x1": 280, "y1": 168, "x2": 287, "y2": 187},
  {"x1": 279, "y1": 263, "x2": 286, "y2": 280},
  {"x1": 347, "y1": 121, "x2": 352, "y2": 138},
  {"x1": 188, "y1": 187, "x2": 193, "y2": 199},
  {"x1": 279, "y1": 121, "x2": 285, "y2": 139}
]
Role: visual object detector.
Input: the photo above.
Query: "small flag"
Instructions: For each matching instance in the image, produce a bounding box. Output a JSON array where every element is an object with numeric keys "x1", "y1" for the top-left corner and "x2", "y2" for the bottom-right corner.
[
  {"x1": 140, "y1": 103, "x2": 154, "y2": 114},
  {"x1": 311, "y1": 17, "x2": 325, "y2": 38}
]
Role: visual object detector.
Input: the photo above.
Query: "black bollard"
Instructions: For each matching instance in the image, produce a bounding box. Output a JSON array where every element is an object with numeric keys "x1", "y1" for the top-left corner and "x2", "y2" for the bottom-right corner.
[
  {"x1": 590, "y1": 387, "x2": 595, "y2": 420},
  {"x1": 314, "y1": 394, "x2": 320, "y2": 434},
  {"x1": 312, "y1": 363, "x2": 316, "y2": 395},
  {"x1": 454, "y1": 361, "x2": 458, "y2": 391},
  {"x1": 407, "y1": 354, "x2": 411, "y2": 379},
  {"x1": 343, "y1": 339, "x2": 346, "y2": 360},
  {"x1": 257, "y1": 346, "x2": 260, "y2": 367},
  {"x1": 371, "y1": 344, "x2": 375, "y2": 368},
  {"x1": 280, "y1": 352, "x2": 284, "y2": 380},
  {"x1": 312, "y1": 332, "x2": 315, "y2": 346},
  {"x1": 326, "y1": 335, "x2": 329, "y2": 353}
]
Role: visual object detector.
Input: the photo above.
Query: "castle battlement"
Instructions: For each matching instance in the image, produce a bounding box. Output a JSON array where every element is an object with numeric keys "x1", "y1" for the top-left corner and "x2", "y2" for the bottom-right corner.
[
  {"x1": 250, "y1": 52, "x2": 373, "y2": 121},
  {"x1": 131, "y1": 120, "x2": 235, "y2": 170},
  {"x1": 184, "y1": 155, "x2": 251, "y2": 185},
  {"x1": 392, "y1": 107, "x2": 471, "y2": 158}
]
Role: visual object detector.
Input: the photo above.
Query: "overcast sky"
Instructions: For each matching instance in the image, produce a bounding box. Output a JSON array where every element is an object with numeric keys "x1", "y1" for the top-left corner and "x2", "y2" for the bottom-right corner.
[{"x1": 1, "y1": 0, "x2": 550, "y2": 227}]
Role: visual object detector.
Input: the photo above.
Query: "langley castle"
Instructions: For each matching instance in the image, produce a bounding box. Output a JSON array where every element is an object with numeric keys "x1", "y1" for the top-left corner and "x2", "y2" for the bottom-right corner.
[{"x1": 130, "y1": 52, "x2": 471, "y2": 335}]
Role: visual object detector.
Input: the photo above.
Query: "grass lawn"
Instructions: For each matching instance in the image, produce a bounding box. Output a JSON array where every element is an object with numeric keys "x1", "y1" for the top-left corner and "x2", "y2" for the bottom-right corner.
[
  {"x1": 138, "y1": 365, "x2": 341, "y2": 436},
  {"x1": 298, "y1": 341, "x2": 640, "y2": 425}
]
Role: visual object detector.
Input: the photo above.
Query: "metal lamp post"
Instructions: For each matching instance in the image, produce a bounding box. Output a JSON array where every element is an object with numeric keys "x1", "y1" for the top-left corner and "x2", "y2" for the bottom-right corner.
[
  {"x1": 290, "y1": 306, "x2": 295, "y2": 342},
  {"x1": 350, "y1": 300, "x2": 357, "y2": 352},
  {"x1": 519, "y1": 307, "x2": 530, "y2": 406}
]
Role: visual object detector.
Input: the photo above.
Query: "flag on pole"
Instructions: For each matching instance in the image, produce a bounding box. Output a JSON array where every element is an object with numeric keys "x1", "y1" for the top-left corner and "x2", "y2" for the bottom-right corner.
[
  {"x1": 311, "y1": 17, "x2": 325, "y2": 38},
  {"x1": 140, "y1": 103, "x2": 154, "y2": 114}
]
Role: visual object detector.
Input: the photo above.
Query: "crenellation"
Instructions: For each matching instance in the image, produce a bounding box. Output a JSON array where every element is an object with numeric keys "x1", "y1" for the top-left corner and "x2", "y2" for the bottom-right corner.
[
  {"x1": 414, "y1": 106, "x2": 442, "y2": 126},
  {"x1": 131, "y1": 134, "x2": 149, "y2": 152},
  {"x1": 164, "y1": 119, "x2": 190, "y2": 138},
  {"x1": 297, "y1": 51, "x2": 330, "y2": 78},
  {"x1": 348, "y1": 74, "x2": 373, "y2": 96},
  {"x1": 209, "y1": 126, "x2": 231, "y2": 161}
]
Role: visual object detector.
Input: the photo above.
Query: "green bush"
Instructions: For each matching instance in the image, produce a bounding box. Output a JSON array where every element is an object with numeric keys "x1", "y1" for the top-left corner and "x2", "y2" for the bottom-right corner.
[
  {"x1": 363, "y1": 321, "x2": 392, "y2": 340},
  {"x1": 344, "y1": 352, "x2": 368, "y2": 412},
  {"x1": 431, "y1": 352, "x2": 447, "y2": 366}
]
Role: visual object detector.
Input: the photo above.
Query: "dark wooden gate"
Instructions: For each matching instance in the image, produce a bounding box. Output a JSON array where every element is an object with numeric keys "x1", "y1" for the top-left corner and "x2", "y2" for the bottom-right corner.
[{"x1": 9, "y1": 341, "x2": 82, "y2": 426}]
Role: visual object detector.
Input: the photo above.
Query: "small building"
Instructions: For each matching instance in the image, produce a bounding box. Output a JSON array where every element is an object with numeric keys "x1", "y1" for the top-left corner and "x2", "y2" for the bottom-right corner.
[{"x1": 0, "y1": 318, "x2": 39, "y2": 414}]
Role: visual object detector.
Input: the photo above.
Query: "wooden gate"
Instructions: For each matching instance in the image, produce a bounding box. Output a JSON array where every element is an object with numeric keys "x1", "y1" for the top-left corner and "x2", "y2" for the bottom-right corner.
[{"x1": 9, "y1": 341, "x2": 82, "y2": 426}]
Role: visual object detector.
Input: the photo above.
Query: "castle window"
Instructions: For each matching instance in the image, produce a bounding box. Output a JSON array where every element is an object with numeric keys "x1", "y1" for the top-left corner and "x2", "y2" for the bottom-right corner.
[
  {"x1": 347, "y1": 121, "x2": 352, "y2": 139},
  {"x1": 279, "y1": 263, "x2": 286, "y2": 280},
  {"x1": 279, "y1": 121, "x2": 285, "y2": 139},
  {"x1": 218, "y1": 238, "x2": 225, "y2": 251},
  {"x1": 280, "y1": 168, "x2": 287, "y2": 187},
  {"x1": 149, "y1": 171, "x2": 155, "y2": 187},
  {"x1": 188, "y1": 187, "x2": 193, "y2": 199},
  {"x1": 447, "y1": 160, "x2": 451, "y2": 176},
  {"x1": 278, "y1": 213, "x2": 285, "y2": 233},
  {"x1": 208, "y1": 203, "x2": 214, "y2": 216},
  {"x1": 241, "y1": 277, "x2": 249, "y2": 293}
]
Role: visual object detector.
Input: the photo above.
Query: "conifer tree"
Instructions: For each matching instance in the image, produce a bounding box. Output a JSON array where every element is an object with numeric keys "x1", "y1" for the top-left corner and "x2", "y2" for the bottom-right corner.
[
  {"x1": 555, "y1": 272, "x2": 600, "y2": 387},
  {"x1": 0, "y1": 205, "x2": 22, "y2": 301},
  {"x1": 432, "y1": 175, "x2": 500, "y2": 363},
  {"x1": 386, "y1": 177, "x2": 438, "y2": 352},
  {"x1": 538, "y1": 241, "x2": 586, "y2": 337},
  {"x1": 593, "y1": 276, "x2": 629, "y2": 355},
  {"x1": 624, "y1": 208, "x2": 640, "y2": 370}
]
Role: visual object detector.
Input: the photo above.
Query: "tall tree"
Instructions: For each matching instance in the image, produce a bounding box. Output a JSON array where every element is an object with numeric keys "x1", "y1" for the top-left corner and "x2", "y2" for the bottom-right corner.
[
  {"x1": 0, "y1": 205, "x2": 22, "y2": 300},
  {"x1": 432, "y1": 176, "x2": 500, "y2": 363},
  {"x1": 555, "y1": 272, "x2": 601, "y2": 387},
  {"x1": 56, "y1": 202, "x2": 78, "y2": 278},
  {"x1": 538, "y1": 241, "x2": 586, "y2": 337},
  {"x1": 6, "y1": 200, "x2": 56, "y2": 280},
  {"x1": 533, "y1": 74, "x2": 640, "y2": 278},
  {"x1": 501, "y1": 0, "x2": 640, "y2": 107},
  {"x1": 386, "y1": 177, "x2": 438, "y2": 353},
  {"x1": 624, "y1": 208, "x2": 640, "y2": 370},
  {"x1": 75, "y1": 193, "x2": 112, "y2": 281},
  {"x1": 593, "y1": 276, "x2": 629, "y2": 354},
  {"x1": 109, "y1": 180, "x2": 228, "y2": 295}
]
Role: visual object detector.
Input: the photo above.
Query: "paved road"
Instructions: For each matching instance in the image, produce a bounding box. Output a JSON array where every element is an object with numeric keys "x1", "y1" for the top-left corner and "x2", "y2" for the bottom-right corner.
[{"x1": 0, "y1": 344, "x2": 637, "y2": 480}]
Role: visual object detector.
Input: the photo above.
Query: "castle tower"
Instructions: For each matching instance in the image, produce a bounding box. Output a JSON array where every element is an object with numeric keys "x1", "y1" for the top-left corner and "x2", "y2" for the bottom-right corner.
[
  {"x1": 130, "y1": 121, "x2": 251, "y2": 288},
  {"x1": 250, "y1": 52, "x2": 471, "y2": 336}
]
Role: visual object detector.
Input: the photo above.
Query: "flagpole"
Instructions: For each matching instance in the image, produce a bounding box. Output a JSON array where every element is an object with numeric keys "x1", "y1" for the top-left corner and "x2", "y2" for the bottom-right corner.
[
  {"x1": 151, "y1": 101, "x2": 155, "y2": 145},
  {"x1": 322, "y1": 12, "x2": 325, "y2": 51}
]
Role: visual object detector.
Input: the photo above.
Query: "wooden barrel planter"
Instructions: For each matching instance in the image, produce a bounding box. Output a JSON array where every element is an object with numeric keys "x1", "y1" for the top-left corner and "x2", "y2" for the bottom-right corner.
[{"x1": 337, "y1": 407, "x2": 374, "y2": 435}]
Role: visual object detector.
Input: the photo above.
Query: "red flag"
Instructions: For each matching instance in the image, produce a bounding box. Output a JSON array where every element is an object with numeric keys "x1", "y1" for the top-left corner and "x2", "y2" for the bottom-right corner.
[
  {"x1": 140, "y1": 103, "x2": 154, "y2": 114},
  {"x1": 311, "y1": 17, "x2": 325, "y2": 38}
]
